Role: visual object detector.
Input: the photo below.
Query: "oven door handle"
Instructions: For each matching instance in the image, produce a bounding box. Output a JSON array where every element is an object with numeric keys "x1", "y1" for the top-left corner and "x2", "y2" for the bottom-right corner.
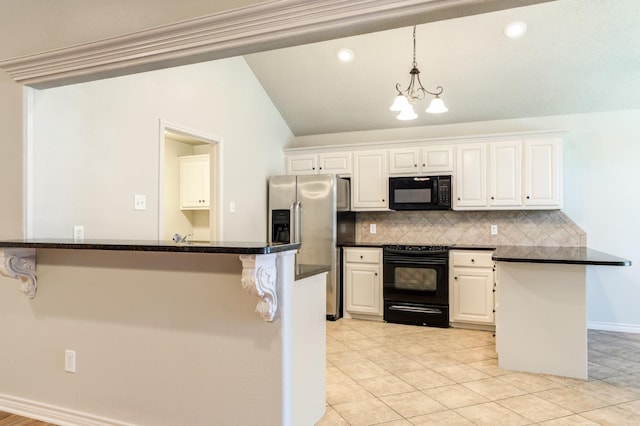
[{"x1": 388, "y1": 305, "x2": 443, "y2": 315}]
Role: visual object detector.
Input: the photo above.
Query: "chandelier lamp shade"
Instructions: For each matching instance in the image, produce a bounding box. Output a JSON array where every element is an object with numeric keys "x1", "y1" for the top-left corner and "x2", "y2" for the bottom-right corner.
[{"x1": 390, "y1": 26, "x2": 448, "y2": 120}]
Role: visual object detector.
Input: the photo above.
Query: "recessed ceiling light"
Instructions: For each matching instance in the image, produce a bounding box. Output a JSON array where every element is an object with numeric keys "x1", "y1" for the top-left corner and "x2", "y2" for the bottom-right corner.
[
  {"x1": 504, "y1": 21, "x2": 527, "y2": 39},
  {"x1": 336, "y1": 48, "x2": 354, "y2": 63}
]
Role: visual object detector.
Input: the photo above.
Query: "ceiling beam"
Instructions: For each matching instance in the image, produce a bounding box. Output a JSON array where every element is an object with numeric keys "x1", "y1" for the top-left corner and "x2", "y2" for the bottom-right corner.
[{"x1": 0, "y1": 0, "x2": 552, "y2": 89}]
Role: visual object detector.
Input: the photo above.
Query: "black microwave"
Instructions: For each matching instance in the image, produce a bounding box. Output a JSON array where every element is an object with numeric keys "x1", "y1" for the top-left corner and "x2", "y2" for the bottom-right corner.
[{"x1": 389, "y1": 175, "x2": 452, "y2": 210}]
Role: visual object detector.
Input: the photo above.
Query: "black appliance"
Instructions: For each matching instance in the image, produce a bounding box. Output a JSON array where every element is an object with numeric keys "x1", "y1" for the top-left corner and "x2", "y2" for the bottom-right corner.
[
  {"x1": 388, "y1": 175, "x2": 452, "y2": 211},
  {"x1": 383, "y1": 245, "x2": 450, "y2": 328}
]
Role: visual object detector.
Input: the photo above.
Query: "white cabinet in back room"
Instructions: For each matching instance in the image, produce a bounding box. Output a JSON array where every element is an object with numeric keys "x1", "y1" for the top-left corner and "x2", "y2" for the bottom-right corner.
[
  {"x1": 352, "y1": 150, "x2": 388, "y2": 210},
  {"x1": 450, "y1": 250, "x2": 495, "y2": 329},
  {"x1": 343, "y1": 247, "x2": 383, "y2": 320},
  {"x1": 179, "y1": 154, "x2": 210, "y2": 210}
]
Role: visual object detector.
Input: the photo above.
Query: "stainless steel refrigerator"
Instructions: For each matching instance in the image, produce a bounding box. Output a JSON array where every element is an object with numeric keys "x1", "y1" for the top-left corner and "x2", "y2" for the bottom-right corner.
[{"x1": 268, "y1": 174, "x2": 355, "y2": 320}]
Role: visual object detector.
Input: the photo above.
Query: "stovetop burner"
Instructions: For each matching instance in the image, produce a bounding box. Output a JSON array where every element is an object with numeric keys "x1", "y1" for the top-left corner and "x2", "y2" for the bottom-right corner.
[{"x1": 384, "y1": 245, "x2": 451, "y2": 252}]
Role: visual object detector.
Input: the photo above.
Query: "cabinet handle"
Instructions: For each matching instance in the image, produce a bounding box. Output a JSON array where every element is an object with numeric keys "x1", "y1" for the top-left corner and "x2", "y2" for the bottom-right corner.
[
  {"x1": 423, "y1": 163, "x2": 426, "y2": 167},
  {"x1": 491, "y1": 196, "x2": 495, "y2": 200},
  {"x1": 319, "y1": 167, "x2": 323, "y2": 170},
  {"x1": 454, "y1": 276, "x2": 458, "y2": 280},
  {"x1": 526, "y1": 196, "x2": 530, "y2": 199},
  {"x1": 457, "y1": 197, "x2": 461, "y2": 201},
  {"x1": 471, "y1": 259, "x2": 475, "y2": 263},
  {"x1": 374, "y1": 272, "x2": 378, "y2": 276},
  {"x1": 360, "y1": 255, "x2": 363, "y2": 259},
  {"x1": 414, "y1": 164, "x2": 417, "y2": 167},
  {"x1": 312, "y1": 167, "x2": 316, "y2": 170},
  {"x1": 382, "y1": 198, "x2": 385, "y2": 202}
]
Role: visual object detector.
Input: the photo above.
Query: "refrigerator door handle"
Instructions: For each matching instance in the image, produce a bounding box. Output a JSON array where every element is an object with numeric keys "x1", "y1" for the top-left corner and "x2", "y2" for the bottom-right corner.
[
  {"x1": 295, "y1": 201, "x2": 302, "y2": 243},
  {"x1": 289, "y1": 201, "x2": 296, "y2": 243}
]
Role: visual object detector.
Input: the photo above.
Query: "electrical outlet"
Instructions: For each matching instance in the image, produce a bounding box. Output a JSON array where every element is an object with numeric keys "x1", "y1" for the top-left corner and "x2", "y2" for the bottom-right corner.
[
  {"x1": 73, "y1": 225, "x2": 84, "y2": 241},
  {"x1": 134, "y1": 194, "x2": 146, "y2": 211},
  {"x1": 369, "y1": 224, "x2": 377, "y2": 234},
  {"x1": 64, "y1": 349, "x2": 76, "y2": 373},
  {"x1": 491, "y1": 225, "x2": 498, "y2": 236}
]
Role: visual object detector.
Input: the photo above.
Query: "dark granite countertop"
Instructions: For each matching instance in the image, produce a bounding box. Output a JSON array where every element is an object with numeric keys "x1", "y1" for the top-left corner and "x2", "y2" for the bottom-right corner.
[
  {"x1": 338, "y1": 242, "x2": 630, "y2": 266},
  {"x1": 0, "y1": 239, "x2": 301, "y2": 255},
  {"x1": 492, "y1": 246, "x2": 631, "y2": 266}
]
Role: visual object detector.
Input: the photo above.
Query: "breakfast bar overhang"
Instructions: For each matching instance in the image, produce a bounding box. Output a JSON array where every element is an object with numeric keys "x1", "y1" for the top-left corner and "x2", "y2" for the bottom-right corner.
[
  {"x1": 493, "y1": 246, "x2": 631, "y2": 380},
  {"x1": 0, "y1": 239, "x2": 327, "y2": 426}
]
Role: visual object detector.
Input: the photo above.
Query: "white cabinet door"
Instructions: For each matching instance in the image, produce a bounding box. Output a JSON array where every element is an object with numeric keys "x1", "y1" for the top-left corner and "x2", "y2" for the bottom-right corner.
[
  {"x1": 451, "y1": 267, "x2": 495, "y2": 324},
  {"x1": 318, "y1": 152, "x2": 352, "y2": 175},
  {"x1": 455, "y1": 143, "x2": 487, "y2": 208},
  {"x1": 180, "y1": 155, "x2": 210, "y2": 210},
  {"x1": 421, "y1": 145, "x2": 454, "y2": 173},
  {"x1": 286, "y1": 154, "x2": 317, "y2": 175},
  {"x1": 523, "y1": 138, "x2": 562, "y2": 207},
  {"x1": 344, "y1": 263, "x2": 382, "y2": 315},
  {"x1": 488, "y1": 141, "x2": 522, "y2": 207},
  {"x1": 389, "y1": 147, "x2": 420, "y2": 175},
  {"x1": 352, "y1": 150, "x2": 388, "y2": 210}
]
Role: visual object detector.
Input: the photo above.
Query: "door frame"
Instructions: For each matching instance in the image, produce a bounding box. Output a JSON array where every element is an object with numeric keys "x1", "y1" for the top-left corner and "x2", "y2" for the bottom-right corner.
[{"x1": 158, "y1": 120, "x2": 223, "y2": 241}]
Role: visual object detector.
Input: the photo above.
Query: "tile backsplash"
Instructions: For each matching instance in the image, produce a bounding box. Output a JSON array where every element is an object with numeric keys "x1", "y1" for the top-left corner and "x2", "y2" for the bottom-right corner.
[{"x1": 356, "y1": 210, "x2": 586, "y2": 247}]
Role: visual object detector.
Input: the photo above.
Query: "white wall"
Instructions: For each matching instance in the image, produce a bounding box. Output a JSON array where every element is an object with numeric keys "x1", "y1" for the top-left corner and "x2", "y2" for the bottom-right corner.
[
  {"x1": 0, "y1": 71, "x2": 24, "y2": 239},
  {"x1": 293, "y1": 109, "x2": 640, "y2": 332},
  {"x1": 29, "y1": 57, "x2": 292, "y2": 241}
]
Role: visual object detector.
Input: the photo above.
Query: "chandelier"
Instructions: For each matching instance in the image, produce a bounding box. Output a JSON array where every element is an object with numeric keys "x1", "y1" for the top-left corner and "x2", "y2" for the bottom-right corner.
[{"x1": 390, "y1": 26, "x2": 448, "y2": 120}]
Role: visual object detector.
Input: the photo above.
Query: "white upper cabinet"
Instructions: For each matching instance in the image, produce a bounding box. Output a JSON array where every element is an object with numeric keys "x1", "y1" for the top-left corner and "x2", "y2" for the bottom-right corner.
[
  {"x1": 523, "y1": 138, "x2": 562, "y2": 208},
  {"x1": 488, "y1": 141, "x2": 522, "y2": 207},
  {"x1": 286, "y1": 152, "x2": 352, "y2": 175},
  {"x1": 389, "y1": 145, "x2": 454, "y2": 175},
  {"x1": 318, "y1": 152, "x2": 352, "y2": 175},
  {"x1": 421, "y1": 145, "x2": 454, "y2": 174},
  {"x1": 455, "y1": 143, "x2": 487, "y2": 208},
  {"x1": 286, "y1": 153, "x2": 317, "y2": 175},
  {"x1": 455, "y1": 136, "x2": 562, "y2": 210},
  {"x1": 352, "y1": 150, "x2": 388, "y2": 210},
  {"x1": 389, "y1": 147, "x2": 420, "y2": 174}
]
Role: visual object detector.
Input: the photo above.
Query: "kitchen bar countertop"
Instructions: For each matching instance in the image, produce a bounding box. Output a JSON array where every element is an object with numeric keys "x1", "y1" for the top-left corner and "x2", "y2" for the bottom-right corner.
[
  {"x1": 0, "y1": 238, "x2": 301, "y2": 255},
  {"x1": 492, "y1": 245, "x2": 631, "y2": 266}
]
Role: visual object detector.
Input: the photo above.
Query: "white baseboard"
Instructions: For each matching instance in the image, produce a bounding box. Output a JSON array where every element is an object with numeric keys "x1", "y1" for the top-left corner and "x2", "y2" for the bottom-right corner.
[
  {"x1": 0, "y1": 394, "x2": 137, "y2": 426},
  {"x1": 588, "y1": 321, "x2": 640, "y2": 334}
]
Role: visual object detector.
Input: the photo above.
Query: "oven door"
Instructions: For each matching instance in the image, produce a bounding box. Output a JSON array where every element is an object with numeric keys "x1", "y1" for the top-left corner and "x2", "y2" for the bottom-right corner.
[{"x1": 383, "y1": 252, "x2": 448, "y2": 305}]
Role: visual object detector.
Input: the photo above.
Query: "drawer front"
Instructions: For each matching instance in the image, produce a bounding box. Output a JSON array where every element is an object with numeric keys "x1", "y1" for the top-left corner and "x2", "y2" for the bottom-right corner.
[
  {"x1": 451, "y1": 250, "x2": 494, "y2": 268},
  {"x1": 344, "y1": 248, "x2": 381, "y2": 264}
]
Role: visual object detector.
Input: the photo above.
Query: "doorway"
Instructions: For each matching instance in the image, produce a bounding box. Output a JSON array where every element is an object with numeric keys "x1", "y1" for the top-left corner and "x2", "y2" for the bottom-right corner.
[{"x1": 159, "y1": 121, "x2": 223, "y2": 242}]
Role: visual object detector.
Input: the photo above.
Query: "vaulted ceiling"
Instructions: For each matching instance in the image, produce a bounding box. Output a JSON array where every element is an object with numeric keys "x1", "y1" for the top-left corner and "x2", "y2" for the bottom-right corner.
[{"x1": 244, "y1": 0, "x2": 640, "y2": 136}]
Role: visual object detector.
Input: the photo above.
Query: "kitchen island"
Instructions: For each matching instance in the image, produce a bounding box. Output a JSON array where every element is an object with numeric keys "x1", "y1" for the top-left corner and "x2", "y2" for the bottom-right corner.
[
  {"x1": 493, "y1": 246, "x2": 631, "y2": 380},
  {"x1": 0, "y1": 239, "x2": 327, "y2": 426}
]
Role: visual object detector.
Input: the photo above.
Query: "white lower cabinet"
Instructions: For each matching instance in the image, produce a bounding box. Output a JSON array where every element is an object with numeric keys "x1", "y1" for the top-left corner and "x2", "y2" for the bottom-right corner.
[
  {"x1": 449, "y1": 250, "x2": 495, "y2": 328},
  {"x1": 343, "y1": 247, "x2": 383, "y2": 320}
]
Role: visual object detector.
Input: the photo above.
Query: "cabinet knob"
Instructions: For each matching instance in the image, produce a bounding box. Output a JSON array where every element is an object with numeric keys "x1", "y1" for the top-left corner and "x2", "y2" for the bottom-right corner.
[
  {"x1": 312, "y1": 167, "x2": 316, "y2": 170},
  {"x1": 360, "y1": 255, "x2": 363, "y2": 259},
  {"x1": 457, "y1": 197, "x2": 461, "y2": 201},
  {"x1": 423, "y1": 164, "x2": 426, "y2": 167},
  {"x1": 414, "y1": 164, "x2": 417, "y2": 168},
  {"x1": 526, "y1": 196, "x2": 530, "y2": 199},
  {"x1": 491, "y1": 196, "x2": 495, "y2": 200},
  {"x1": 471, "y1": 259, "x2": 475, "y2": 262},
  {"x1": 454, "y1": 276, "x2": 458, "y2": 280},
  {"x1": 382, "y1": 198, "x2": 385, "y2": 202},
  {"x1": 319, "y1": 167, "x2": 323, "y2": 170},
  {"x1": 374, "y1": 272, "x2": 378, "y2": 276}
]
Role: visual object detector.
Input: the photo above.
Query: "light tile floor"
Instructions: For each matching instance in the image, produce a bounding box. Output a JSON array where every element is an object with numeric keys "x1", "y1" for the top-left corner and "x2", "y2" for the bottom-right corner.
[{"x1": 318, "y1": 319, "x2": 640, "y2": 425}]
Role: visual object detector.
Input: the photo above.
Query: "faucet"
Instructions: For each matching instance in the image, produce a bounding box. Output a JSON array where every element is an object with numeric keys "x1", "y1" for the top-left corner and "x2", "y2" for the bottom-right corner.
[{"x1": 172, "y1": 233, "x2": 193, "y2": 244}]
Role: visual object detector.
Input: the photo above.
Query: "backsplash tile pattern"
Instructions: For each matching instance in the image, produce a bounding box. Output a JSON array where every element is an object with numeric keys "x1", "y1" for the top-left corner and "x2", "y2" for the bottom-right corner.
[{"x1": 356, "y1": 210, "x2": 586, "y2": 247}]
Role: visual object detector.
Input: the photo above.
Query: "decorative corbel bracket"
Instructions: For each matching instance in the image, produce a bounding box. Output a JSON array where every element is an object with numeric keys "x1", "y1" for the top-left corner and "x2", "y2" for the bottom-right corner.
[
  {"x1": 239, "y1": 253, "x2": 278, "y2": 322},
  {"x1": 0, "y1": 248, "x2": 37, "y2": 298}
]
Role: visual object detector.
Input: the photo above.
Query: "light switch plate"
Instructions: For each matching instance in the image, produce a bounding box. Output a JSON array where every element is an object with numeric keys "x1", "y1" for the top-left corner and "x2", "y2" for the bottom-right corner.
[
  {"x1": 491, "y1": 225, "x2": 498, "y2": 236},
  {"x1": 369, "y1": 224, "x2": 377, "y2": 234},
  {"x1": 134, "y1": 194, "x2": 146, "y2": 211}
]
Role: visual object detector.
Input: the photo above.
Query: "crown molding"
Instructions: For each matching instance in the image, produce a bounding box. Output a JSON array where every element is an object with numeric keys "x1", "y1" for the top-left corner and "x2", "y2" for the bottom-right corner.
[{"x1": 0, "y1": 0, "x2": 549, "y2": 89}]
